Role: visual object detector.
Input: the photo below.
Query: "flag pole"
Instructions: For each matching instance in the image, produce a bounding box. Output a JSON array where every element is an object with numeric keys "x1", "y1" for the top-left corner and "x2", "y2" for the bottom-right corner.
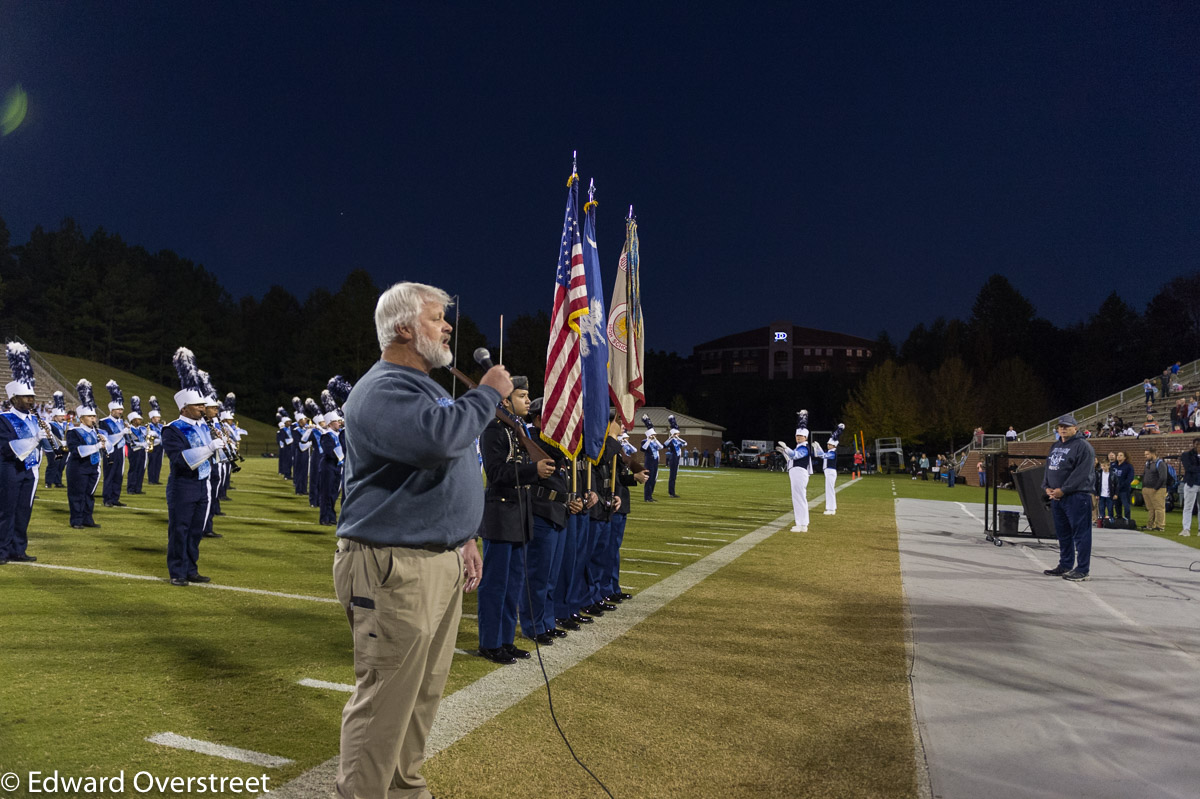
[{"x1": 499, "y1": 314, "x2": 504, "y2": 365}]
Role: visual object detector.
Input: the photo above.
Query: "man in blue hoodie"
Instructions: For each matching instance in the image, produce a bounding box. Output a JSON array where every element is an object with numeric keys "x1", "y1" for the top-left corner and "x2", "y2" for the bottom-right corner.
[
  {"x1": 1042, "y1": 414, "x2": 1096, "y2": 581},
  {"x1": 333, "y1": 282, "x2": 511, "y2": 799}
]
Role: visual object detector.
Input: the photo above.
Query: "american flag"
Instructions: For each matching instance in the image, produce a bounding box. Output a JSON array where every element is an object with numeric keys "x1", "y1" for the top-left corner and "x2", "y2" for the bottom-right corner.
[{"x1": 543, "y1": 172, "x2": 588, "y2": 457}]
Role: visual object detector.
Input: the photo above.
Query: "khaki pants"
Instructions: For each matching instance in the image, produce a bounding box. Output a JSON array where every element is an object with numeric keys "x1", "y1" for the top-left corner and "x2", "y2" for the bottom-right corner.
[
  {"x1": 333, "y1": 540, "x2": 464, "y2": 799},
  {"x1": 1142, "y1": 487, "x2": 1166, "y2": 530}
]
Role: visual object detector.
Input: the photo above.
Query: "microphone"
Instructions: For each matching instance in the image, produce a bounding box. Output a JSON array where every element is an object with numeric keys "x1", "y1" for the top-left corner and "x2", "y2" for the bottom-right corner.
[{"x1": 473, "y1": 347, "x2": 494, "y2": 370}]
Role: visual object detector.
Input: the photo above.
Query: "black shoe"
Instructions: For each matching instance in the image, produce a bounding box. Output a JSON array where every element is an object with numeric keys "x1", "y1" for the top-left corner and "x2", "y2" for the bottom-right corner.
[
  {"x1": 612, "y1": 592, "x2": 632, "y2": 601},
  {"x1": 1043, "y1": 566, "x2": 1070, "y2": 576},
  {"x1": 597, "y1": 601, "x2": 617, "y2": 612},
  {"x1": 478, "y1": 647, "x2": 517, "y2": 665},
  {"x1": 548, "y1": 627, "x2": 568, "y2": 638},
  {"x1": 1062, "y1": 570, "x2": 1091, "y2": 582},
  {"x1": 572, "y1": 612, "x2": 594, "y2": 625},
  {"x1": 187, "y1": 574, "x2": 211, "y2": 583},
  {"x1": 645, "y1": 497, "x2": 657, "y2": 502},
  {"x1": 71, "y1": 524, "x2": 85, "y2": 529},
  {"x1": 111, "y1": 501, "x2": 127, "y2": 507},
  {"x1": 84, "y1": 522, "x2": 101, "y2": 528},
  {"x1": 9, "y1": 554, "x2": 36, "y2": 562},
  {"x1": 532, "y1": 632, "x2": 556, "y2": 645},
  {"x1": 581, "y1": 604, "x2": 605, "y2": 617},
  {"x1": 504, "y1": 643, "x2": 533, "y2": 658},
  {"x1": 103, "y1": 502, "x2": 114, "y2": 507},
  {"x1": 202, "y1": 532, "x2": 223, "y2": 538},
  {"x1": 557, "y1": 617, "x2": 580, "y2": 631},
  {"x1": 605, "y1": 594, "x2": 624, "y2": 604},
  {"x1": 217, "y1": 498, "x2": 230, "y2": 503},
  {"x1": 213, "y1": 511, "x2": 227, "y2": 516},
  {"x1": 669, "y1": 494, "x2": 681, "y2": 498},
  {"x1": 170, "y1": 578, "x2": 189, "y2": 587}
]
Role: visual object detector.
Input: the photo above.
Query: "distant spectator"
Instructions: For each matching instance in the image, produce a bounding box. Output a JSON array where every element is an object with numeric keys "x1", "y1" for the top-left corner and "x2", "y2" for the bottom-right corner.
[
  {"x1": 1120, "y1": 423, "x2": 1137, "y2": 437},
  {"x1": 1160, "y1": 368, "x2": 1172, "y2": 399},
  {"x1": 1096, "y1": 458, "x2": 1114, "y2": 521},
  {"x1": 1005, "y1": 426, "x2": 1018, "y2": 442},
  {"x1": 973, "y1": 427, "x2": 984, "y2": 448},
  {"x1": 1180, "y1": 438, "x2": 1200, "y2": 537},
  {"x1": 1171, "y1": 360, "x2": 1182, "y2": 377},
  {"x1": 1144, "y1": 378, "x2": 1156, "y2": 406},
  {"x1": 919, "y1": 454, "x2": 929, "y2": 480},
  {"x1": 1140, "y1": 447, "x2": 1169, "y2": 531},
  {"x1": 978, "y1": 459, "x2": 985, "y2": 486},
  {"x1": 690, "y1": 447, "x2": 699, "y2": 467},
  {"x1": 701, "y1": 449, "x2": 710, "y2": 467},
  {"x1": 1141, "y1": 414, "x2": 1160, "y2": 436},
  {"x1": 713, "y1": 449, "x2": 721, "y2": 468},
  {"x1": 931, "y1": 455, "x2": 941, "y2": 482},
  {"x1": 1113, "y1": 451, "x2": 1134, "y2": 521}
]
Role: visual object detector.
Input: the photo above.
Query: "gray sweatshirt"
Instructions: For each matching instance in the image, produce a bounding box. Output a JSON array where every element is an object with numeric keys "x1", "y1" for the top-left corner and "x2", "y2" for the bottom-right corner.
[
  {"x1": 1041, "y1": 432, "x2": 1096, "y2": 496},
  {"x1": 337, "y1": 360, "x2": 501, "y2": 548}
]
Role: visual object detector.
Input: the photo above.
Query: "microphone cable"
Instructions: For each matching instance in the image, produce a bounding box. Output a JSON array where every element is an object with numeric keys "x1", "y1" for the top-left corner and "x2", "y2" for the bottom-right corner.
[{"x1": 514, "y1": 447, "x2": 616, "y2": 799}]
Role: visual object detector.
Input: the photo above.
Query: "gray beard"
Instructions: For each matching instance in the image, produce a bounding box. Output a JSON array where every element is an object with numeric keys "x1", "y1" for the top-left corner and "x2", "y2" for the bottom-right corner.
[{"x1": 417, "y1": 331, "x2": 452, "y2": 369}]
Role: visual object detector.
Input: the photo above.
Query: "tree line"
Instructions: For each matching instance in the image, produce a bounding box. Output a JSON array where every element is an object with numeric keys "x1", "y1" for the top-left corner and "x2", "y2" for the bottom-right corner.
[{"x1": 2, "y1": 216, "x2": 1197, "y2": 448}]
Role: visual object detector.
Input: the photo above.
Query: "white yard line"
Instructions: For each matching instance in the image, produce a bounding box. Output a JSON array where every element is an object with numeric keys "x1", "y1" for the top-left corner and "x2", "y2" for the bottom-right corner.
[
  {"x1": 264, "y1": 478, "x2": 859, "y2": 799},
  {"x1": 681, "y1": 535, "x2": 734, "y2": 542},
  {"x1": 14, "y1": 562, "x2": 339, "y2": 604},
  {"x1": 621, "y1": 570, "x2": 659, "y2": 576},
  {"x1": 664, "y1": 541, "x2": 714, "y2": 549},
  {"x1": 297, "y1": 678, "x2": 353, "y2": 693},
  {"x1": 622, "y1": 548, "x2": 699, "y2": 557},
  {"x1": 146, "y1": 732, "x2": 293, "y2": 767},
  {"x1": 623, "y1": 557, "x2": 683, "y2": 565}
]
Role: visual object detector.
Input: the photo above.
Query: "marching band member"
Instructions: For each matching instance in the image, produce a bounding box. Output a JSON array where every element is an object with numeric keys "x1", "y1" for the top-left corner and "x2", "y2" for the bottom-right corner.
[
  {"x1": 125, "y1": 396, "x2": 148, "y2": 495},
  {"x1": 146, "y1": 397, "x2": 165, "y2": 485},
  {"x1": 66, "y1": 381, "x2": 105, "y2": 529},
  {"x1": 777, "y1": 410, "x2": 814, "y2": 532},
  {"x1": 291, "y1": 397, "x2": 310, "y2": 495},
  {"x1": 98, "y1": 380, "x2": 128, "y2": 507},
  {"x1": 306, "y1": 398, "x2": 323, "y2": 509},
  {"x1": 821, "y1": 423, "x2": 845, "y2": 515},
  {"x1": 276, "y1": 406, "x2": 294, "y2": 480},
  {"x1": 1, "y1": 343, "x2": 53, "y2": 563},
  {"x1": 163, "y1": 348, "x2": 224, "y2": 585},
  {"x1": 317, "y1": 389, "x2": 344, "y2": 526},
  {"x1": 44, "y1": 391, "x2": 68, "y2": 489},
  {"x1": 198, "y1": 371, "x2": 225, "y2": 535},
  {"x1": 640, "y1": 413, "x2": 663, "y2": 502},
  {"x1": 664, "y1": 414, "x2": 688, "y2": 498}
]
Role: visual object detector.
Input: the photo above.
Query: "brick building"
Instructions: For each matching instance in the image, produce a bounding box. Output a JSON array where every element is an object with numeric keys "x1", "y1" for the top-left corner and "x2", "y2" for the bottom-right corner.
[{"x1": 693, "y1": 321, "x2": 875, "y2": 379}]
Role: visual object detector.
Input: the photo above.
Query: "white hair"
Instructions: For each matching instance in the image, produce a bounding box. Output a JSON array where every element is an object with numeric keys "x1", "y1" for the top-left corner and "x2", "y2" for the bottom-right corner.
[{"x1": 374, "y1": 282, "x2": 452, "y2": 351}]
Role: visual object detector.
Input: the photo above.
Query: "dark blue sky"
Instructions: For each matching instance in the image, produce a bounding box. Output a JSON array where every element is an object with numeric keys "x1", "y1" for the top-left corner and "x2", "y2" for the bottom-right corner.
[{"x1": 2, "y1": 2, "x2": 1197, "y2": 355}]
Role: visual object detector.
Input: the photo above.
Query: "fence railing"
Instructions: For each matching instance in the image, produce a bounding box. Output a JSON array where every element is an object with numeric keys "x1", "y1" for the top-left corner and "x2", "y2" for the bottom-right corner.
[{"x1": 1017, "y1": 358, "x2": 1200, "y2": 442}]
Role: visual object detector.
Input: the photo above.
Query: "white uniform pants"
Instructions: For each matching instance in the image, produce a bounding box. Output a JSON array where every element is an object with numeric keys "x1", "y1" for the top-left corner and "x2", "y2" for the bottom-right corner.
[
  {"x1": 824, "y1": 468, "x2": 837, "y2": 512},
  {"x1": 789, "y1": 468, "x2": 810, "y2": 527},
  {"x1": 1182, "y1": 484, "x2": 1199, "y2": 534}
]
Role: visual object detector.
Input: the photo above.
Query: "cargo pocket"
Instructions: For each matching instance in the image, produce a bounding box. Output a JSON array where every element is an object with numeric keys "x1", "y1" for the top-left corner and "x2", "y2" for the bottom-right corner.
[{"x1": 350, "y1": 594, "x2": 402, "y2": 668}]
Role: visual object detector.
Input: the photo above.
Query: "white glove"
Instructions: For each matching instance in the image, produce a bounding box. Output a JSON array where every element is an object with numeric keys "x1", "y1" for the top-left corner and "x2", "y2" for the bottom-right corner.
[
  {"x1": 777, "y1": 441, "x2": 788, "y2": 449},
  {"x1": 775, "y1": 444, "x2": 789, "y2": 455}
]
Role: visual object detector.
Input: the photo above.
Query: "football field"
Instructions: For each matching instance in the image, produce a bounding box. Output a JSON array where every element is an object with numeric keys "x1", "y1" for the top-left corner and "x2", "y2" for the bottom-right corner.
[{"x1": 3, "y1": 461, "x2": 925, "y2": 798}]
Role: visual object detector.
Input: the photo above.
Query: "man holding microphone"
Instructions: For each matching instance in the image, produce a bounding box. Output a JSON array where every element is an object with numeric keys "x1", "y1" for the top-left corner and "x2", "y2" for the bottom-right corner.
[{"x1": 333, "y1": 282, "x2": 511, "y2": 799}]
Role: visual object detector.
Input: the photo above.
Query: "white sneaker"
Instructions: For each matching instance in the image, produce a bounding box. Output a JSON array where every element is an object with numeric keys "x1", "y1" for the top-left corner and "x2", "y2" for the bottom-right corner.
[
  {"x1": 799, "y1": 525, "x2": 808, "y2": 532},
  {"x1": 1180, "y1": 531, "x2": 1192, "y2": 537},
  {"x1": 791, "y1": 525, "x2": 803, "y2": 532},
  {"x1": 823, "y1": 510, "x2": 834, "y2": 515}
]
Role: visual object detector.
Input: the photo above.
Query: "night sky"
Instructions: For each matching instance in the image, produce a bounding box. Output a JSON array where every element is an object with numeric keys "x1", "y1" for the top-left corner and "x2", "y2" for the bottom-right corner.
[{"x1": 2, "y1": 2, "x2": 1197, "y2": 357}]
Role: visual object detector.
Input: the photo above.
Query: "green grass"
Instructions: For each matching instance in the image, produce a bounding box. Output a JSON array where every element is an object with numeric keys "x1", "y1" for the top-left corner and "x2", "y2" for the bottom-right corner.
[
  {"x1": 3, "y1": 465, "x2": 921, "y2": 798},
  {"x1": 40, "y1": 352, "x2": 278, "y2": 455}
]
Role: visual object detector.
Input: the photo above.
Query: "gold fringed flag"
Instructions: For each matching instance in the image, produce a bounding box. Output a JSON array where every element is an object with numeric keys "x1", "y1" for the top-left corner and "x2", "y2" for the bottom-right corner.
[{"x1": 607, "y1": 214, "x2": 644, "y2": 427}]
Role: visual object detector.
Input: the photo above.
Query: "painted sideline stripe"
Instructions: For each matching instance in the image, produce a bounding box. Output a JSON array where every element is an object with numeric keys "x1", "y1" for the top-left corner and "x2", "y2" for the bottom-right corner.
[
  {"x1": 623, "y1": 557, "x2": 682, "y2": 565},
  {"x1": 264, "y1": 478, "x2": 860, "y2": 799},
  {"x1": 146, "y1": 732, "x2": 293, "y2": 767},
  {"x1": 14, "y1": 562, "x2": 339, "y2": 604},
  {"x1": 682, "y1": 535, "x2": 733, "y2": 542},
  {"x1": 621, "y1": 569, "x2": 659, "y2": 576},
  {"x1": 664, "y1": 541, "x2": 714, "y2": 549}
]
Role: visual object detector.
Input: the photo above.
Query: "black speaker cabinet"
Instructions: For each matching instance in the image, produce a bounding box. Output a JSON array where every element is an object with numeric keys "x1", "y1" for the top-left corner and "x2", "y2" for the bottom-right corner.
[{"x1": 1011, "y1": 465, "x2": 1057, "y2": 538}]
